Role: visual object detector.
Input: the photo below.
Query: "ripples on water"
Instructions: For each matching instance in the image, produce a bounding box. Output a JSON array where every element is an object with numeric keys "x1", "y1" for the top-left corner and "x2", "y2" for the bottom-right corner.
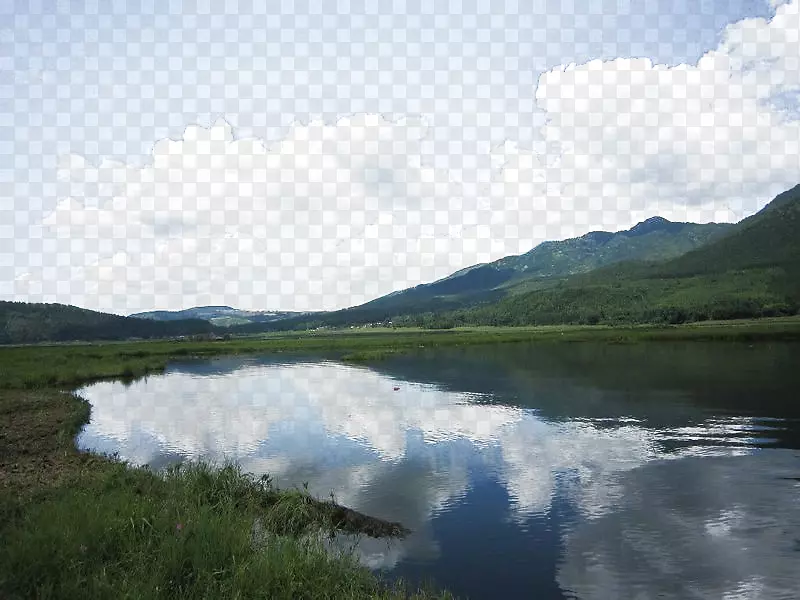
[{"x1": 76, "y1": 343, "x2": 800, "y2": 600}]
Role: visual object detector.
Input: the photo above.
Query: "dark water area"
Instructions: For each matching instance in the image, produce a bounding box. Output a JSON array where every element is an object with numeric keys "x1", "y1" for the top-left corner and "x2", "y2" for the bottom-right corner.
[{"x1": 76, "y1": 341, "x2": 800, "y2": 599}]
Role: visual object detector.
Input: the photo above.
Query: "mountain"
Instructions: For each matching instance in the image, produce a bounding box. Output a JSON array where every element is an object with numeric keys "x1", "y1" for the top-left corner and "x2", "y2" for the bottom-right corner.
[
  {"x1": 283, "y1": 216, "x2": 733, "y2": 328},
  {"x1": 493, "y1": 217, "x2": 732, "y2": 295},
  {"x1": 420, "y1": 183, "x2": 800, "y2": 327},
  {"x1": 130, "y1": 306, "x2": 241, "y2": 321},
  {"x1": 495, "y1": 216, "x2": 729, "y2": 277},
  {"x1": 130, "y1": 306, "x2": 315, "y2": 327},
  {"x1": 0, "y1": 301, "x2": 215, "y2": 345},
  {"x1": 649, "y1": 183, "x2": 800, "y2": 277}
]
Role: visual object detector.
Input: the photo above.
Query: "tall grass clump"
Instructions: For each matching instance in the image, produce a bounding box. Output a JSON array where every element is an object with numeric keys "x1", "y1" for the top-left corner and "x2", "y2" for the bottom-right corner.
[{"x1": 0, "y1": 459, "x2": 453, "y2": 599}]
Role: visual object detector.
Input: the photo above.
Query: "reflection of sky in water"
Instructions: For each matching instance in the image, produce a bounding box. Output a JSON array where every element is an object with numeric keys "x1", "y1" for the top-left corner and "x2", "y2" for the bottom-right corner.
[
  {"x1": 75, "y1": 357, "x2": 799, "y2": 598},
  {"x1": 557, "y1": 451, "x2": 800, "y2": 600}
]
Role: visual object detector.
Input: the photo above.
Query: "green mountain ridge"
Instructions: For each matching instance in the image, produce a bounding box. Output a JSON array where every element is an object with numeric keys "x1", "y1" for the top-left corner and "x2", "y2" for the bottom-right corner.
[
  {"x1": 276, "y1": 216, "x2": 734, "y2": 329},
  {"x1": 650, "y1": 183, "x2": 800, "y2": 277},
  {"x1": 497, "y1": 220, "x2": 733, "y2": 295},
  {"x1": 0, "y1": 301, "x2": 216, "y2": 345},
  {"x1": 408, "y1": 184, "x2": 800, "y2": 328}
]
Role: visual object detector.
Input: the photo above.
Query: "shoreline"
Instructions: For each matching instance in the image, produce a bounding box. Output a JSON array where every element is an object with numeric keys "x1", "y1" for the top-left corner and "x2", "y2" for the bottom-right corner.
[
  {"x1": 3, "y1": 317, "x2": 800, "y2": 391},
  {"x1": 0, "y1": 388, "x2": 451, "y2": 599},
  {"x1": 0, "y1": 337, "x2": 460, "y2": 599}
]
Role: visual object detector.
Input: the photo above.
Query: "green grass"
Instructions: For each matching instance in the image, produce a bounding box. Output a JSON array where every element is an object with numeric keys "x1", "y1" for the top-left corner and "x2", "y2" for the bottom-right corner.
[
  {"x1": 0, "y1": 387, "x2": 454, "y2": 600},
  {"x1": 4, "y1": 318, "x2": 800, "y2": 389},
  {"x1": 0, "y1": 456, "x2": 450, "y2": 599}
]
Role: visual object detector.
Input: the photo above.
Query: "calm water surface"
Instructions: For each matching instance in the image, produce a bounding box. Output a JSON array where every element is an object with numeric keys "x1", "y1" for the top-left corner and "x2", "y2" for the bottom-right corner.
[{"x1": 76, "y1": 342, "x2": 800, "y2": 600}]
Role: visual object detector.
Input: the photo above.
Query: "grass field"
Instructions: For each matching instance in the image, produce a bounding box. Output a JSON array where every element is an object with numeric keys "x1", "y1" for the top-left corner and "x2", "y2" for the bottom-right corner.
[
  {"x1": 3, "y1": 317, "x2": 800, "y2": 389},
  {"x1": 2, "y1": 317, "x2": 800, "y2": 598}
]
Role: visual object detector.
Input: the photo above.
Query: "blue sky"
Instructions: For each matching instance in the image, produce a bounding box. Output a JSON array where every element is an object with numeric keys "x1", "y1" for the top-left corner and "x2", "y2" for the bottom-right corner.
[{"x1": 2, "y1": 0, "x2": 799, "y2": 313}]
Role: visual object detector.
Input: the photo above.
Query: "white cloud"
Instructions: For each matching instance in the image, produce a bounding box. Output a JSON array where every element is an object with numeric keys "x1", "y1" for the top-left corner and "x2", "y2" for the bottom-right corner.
[
  {"x1": 493, "y1": 0, "x2": 800, "y2": 232},
  {"x1": 10, "y1": 1, "x2": 800, "y2": 313},
  {"x1": 768, "y1": 0, "x2": 791, "y2": 9},
  {"x1": 17, "y1": 114, "x2": 516, "y2": 313}
]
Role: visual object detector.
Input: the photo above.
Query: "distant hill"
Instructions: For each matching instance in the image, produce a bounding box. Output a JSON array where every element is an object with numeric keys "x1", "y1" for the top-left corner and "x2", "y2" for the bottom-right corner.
[
  {"x1": 130, "y1": 306, "x2": 312, "y2": 327},
  {"x1": 414, "y1": 184, "x2": 800, "y2": 327},
  {"x1": 0, "y1": 301, "x2": 215, "y2": 345},
  {"x1": 276, "y1": 217, "x2": 733, "y2": 329}
]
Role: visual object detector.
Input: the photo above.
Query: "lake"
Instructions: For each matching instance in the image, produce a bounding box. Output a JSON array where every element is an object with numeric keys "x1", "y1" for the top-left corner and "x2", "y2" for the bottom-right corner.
[{"x1": 76, "y1": 341, "x2": 800, "y2": 599}]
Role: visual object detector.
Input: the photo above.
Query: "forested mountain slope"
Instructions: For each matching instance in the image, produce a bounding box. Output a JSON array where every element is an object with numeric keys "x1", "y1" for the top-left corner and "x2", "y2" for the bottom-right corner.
[{"x1": 0, "y1": 301, "x2": 214, "y2": 344}]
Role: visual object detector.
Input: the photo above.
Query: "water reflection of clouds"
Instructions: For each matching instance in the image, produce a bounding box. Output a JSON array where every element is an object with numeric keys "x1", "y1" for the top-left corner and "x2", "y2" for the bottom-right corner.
[
  {"x1": 499, "y1": 420, "x2": 665, "y2": 521},
  {"x1": 556, "y1": 452, "x2": 800, "y2": 600},
  {"x1": 78, "y1": 361, "x2": 526, "y2": 465},
  {"x1": 76, "y1": 359, "x2": 760, "y2": 570}
]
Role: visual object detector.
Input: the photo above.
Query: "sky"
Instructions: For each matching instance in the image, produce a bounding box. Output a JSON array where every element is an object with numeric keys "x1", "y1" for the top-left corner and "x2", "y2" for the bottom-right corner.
[{"x1": 1, "y1": 0, "x2": 799, "y2": 314}]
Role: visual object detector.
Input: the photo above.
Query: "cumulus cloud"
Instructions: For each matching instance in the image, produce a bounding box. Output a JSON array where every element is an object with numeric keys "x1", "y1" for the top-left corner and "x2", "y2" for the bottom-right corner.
[
  {"x1": 18, "y1": 114, "x2": 515, "y2": 313},
  {"x1": 491, "y1": 0, "x2": 800, "y2": 231},
  {"x1": 768, "y1": 0, "x2": 791, "y2": 9},
  {"x1": 11, "y1": 1, "x2": 800, "y2": 313}
]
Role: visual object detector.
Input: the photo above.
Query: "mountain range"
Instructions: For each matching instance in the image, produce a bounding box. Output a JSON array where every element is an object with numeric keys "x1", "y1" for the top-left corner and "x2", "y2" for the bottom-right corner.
[
  {"x1": 1, "y1": 182, "x2": 799, "y2": 343},
  {"x1": 261, "y1": 183, "x2": 800, "y2": 330},
  {"x1": 125, "y1": 212, "x2": 734, "y2": 330},
  {"x1": 420, "y1": 183, "x2": 800, "y2": 328},
  {"x1": 321, "y1": 216, "x2": 734, "y2": 322},
  {"x1": 129, "y1": 306, "x2": 314, "y2": 327}
]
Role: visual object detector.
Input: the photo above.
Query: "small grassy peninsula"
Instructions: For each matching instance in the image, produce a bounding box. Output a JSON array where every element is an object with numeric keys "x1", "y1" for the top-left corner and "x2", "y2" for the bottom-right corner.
[{"x1": 0, "y1": 360, "x2": 456, "y2": 598}]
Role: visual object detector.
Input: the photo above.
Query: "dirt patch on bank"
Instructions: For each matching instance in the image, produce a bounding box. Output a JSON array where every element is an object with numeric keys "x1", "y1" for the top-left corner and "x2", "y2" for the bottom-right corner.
[{"x1": 0, "y1": 390, "x2": 96, "y2": 496}]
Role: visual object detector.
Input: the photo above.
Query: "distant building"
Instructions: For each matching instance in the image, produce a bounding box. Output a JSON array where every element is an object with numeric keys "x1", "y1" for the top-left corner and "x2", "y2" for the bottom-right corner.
[{"x1": 190, "y1": 333, "x2": 225, "y2": 341}]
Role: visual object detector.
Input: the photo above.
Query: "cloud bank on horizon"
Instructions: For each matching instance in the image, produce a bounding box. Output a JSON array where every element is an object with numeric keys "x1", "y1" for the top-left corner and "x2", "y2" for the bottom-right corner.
[{"x1": 2, "y1": 0, "x2": 799, "y2": 314}]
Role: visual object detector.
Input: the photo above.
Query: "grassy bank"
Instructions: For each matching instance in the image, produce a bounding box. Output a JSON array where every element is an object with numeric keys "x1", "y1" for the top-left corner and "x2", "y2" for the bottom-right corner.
[
  {"x1": 3, "y1": 318, "x2": 800, "y2": 388},
  {"x1": 0, "y1": 394, "x2": 453, "y2": 597}
]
